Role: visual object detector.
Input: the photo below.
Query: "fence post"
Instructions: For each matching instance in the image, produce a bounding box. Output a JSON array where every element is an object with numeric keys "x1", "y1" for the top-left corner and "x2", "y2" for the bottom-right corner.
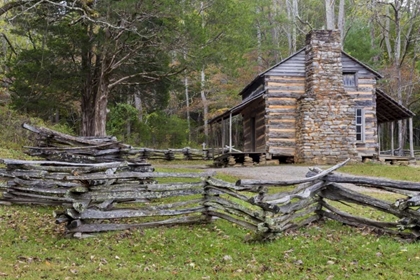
[
  {"x1": 255, "y1": 186, "x2": 275, "y2": 238},
  {"x1": 202, "y1": 175, "x2": 213, "y2": 223},
  {"x1": 409, "y1": 118, "x2": 415, "y2": 160}
]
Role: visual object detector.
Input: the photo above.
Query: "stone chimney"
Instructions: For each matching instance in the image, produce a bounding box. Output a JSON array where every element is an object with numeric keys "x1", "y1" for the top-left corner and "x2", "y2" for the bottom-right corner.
[{"x1": 295, "y1": 30, "x2": 359, "y2": 164}]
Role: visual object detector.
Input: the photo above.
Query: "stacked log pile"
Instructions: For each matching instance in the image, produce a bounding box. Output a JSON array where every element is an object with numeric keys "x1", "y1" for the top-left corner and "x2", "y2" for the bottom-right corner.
[
  {"x1": 22, "y1": 123, "x2": 147, "y2": 164},
  {"x1": 0, "y1": 124, "x2": 155, "y2": 206},
  {"x1": 128, "y1": 147, "x2": 211, "y2": 161},
  {"x1": 0, "y1": 160, "x2": 153, "y2": 206},
  {"x1": 23, "y1": 123, "x2": 211, "y2": 161}
]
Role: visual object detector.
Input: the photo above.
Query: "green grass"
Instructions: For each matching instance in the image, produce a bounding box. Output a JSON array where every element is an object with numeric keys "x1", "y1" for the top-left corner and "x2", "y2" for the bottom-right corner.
[
  {"x1": 1, "y1": 163, "x2": 420, "y2": 278},
  {"x1": 1, "y1": 205, "x2": 420, "y2": 279},
  {"x1": 340, "y1": 162, "x2": 420, "y2": 181}
]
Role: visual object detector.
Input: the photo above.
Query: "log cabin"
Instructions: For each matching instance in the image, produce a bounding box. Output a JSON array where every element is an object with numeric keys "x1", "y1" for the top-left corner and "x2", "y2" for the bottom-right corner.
[{"x1": 209, "y1": 30, "x2": 415, "y2": 165}]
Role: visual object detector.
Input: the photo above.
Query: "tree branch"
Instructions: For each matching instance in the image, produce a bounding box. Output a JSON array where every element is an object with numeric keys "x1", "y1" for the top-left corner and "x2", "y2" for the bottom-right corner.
[
  {"x1": 108, "y1": 67, "x2": 185, "y2": 89},
  {"x1": 0, "y1": 0, "x2": 25, "y2": 17},
  {"x1": 1, "y1": 33, "x2": 17, "y2": 55}
]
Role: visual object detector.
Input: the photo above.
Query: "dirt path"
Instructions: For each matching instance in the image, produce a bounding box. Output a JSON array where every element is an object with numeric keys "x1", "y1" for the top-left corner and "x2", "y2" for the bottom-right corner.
[
  {"x1": 160, "y1": 163, "x2": 386, "y2": 193},
  {"x1": 156, "y1": 163, "x2": 315, "y2": 180},
  {"x1": 207, "y1": 165, "x2": 314, "y2": 181},
  {"x1": 212, "y1": 165, "x2": 392, "y2": 193}
]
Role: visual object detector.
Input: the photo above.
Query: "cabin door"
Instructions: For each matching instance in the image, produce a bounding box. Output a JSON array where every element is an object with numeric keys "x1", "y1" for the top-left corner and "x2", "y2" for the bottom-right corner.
[{"x1": 250, "y1": 117, "x2": 256, "y2": 152}]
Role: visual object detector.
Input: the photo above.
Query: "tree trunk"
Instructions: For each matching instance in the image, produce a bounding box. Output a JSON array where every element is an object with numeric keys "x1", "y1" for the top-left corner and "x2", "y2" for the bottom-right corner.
[
  {"x1": 185, "y1": 73, "x2": 191, "y2": 144},
  {"x1": 384, "y1": 6, "x2": 393, "y2": 60},
  {"x1": 337, "y1": 0, "x2": 345, "y2": 45},
  {"x1": 256, "y1": 6, "x2": 263, "y2": 71},
  {"x1": 80, "y1": 23, "x2": 97, "y2": 137},
  {"x1": 79, "y1": 23, "x2": 110, "y2": 137},
  {"x1": 292, "y1": 0, "x2": 298, "y2": 52},
  {"x1": 55, "y1": 109, "x2": 59, "y2": 123},
  {"x1": 286, "y1": 0, "x2": 298, "y2": 54},
  {"x1": 270, "y1": 0, "x2": 280, "y2": 62},
  {"x1": 369, "y1": 2, "x2": 379, "y2": 62},
  {"x1": 325, "y1": 0, "x2": 335, "y2": 29},
  {"x1": 393, "y1": 1, "x2": 403, "y2": 155},
  {"x1": 80, "y1": 83, "x2": 97, "y2": 137},
  {"x1": 93, "y1": 74, "x2": 109, "y2": 137},
  {"x1": 134, "y1": 90, "x2": 143, "y2": 122},
  {"x1": 0, "y1": 1, "x2": 23, "y2": 17},
  {"x1": 201, "y1": 67, "x2": 208, "y2": 144},
  {"x1": 80, "y1": 53, "x2": 109, "y2": 137}
]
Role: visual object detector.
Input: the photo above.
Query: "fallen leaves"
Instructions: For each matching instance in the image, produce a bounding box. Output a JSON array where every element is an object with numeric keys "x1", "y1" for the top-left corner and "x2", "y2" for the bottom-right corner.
[
  {"x1": 222, "y1": 255, "x2": 232, "y2": 262},
  {"x1": 1, "y1": 204, "x2": 420, "y2": 279},
  {"x1": 294, "y1": 259, "x2": 304, "y2": 266},
  {"x1": 17, "y1": 256, "x2": 41, "y2": 264}
]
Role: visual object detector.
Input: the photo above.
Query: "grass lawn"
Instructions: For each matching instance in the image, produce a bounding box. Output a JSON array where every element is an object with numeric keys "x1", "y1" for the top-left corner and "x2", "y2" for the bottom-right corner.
[{"x1": 1, "y1": 162, "x2": 420, "y2": 279}]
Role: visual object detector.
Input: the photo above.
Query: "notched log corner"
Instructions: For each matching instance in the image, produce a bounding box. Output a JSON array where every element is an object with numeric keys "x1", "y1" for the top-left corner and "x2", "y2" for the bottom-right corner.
[
  {"x1": 247, "y1": 196, "x2": 280, "y2": 213},
  {"x1": 394, "y1": 195, "x2": 420, "y2": 211}
]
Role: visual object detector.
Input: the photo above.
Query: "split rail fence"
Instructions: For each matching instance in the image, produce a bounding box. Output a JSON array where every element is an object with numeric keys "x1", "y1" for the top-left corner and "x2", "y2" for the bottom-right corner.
[
  {"x1": 2, "y1": 158, "x2": 420, "y2": 240},
  {"x1": 22, "y1": 123, "x2": 212, "y2": 161}
]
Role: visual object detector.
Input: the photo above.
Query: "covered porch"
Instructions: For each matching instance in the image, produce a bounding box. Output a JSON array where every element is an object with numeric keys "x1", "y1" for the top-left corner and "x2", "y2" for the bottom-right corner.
[
  {"x1": 208, "y1": 90, "x2": 265, "y2": 166},
  {"x1": 376, "y1": 89, "x2": 416, "y2": 162},
  {"x1": 209, "y1": 88, "x2": 416, "y2": 165}
]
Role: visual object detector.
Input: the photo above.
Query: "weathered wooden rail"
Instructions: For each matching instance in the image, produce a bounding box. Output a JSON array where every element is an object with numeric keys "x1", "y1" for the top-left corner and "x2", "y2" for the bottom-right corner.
[
  {"x1": 56, "y1": 171, "x2": 213, "y2": 234},
  {"x1": 2, "y1": 157, "x2": 420, "y2": 240},
  {"x1": 128, "y1": 147, "x2": 211, "y2": 161},
  {"x1": 0, "y1": 159, "x2": 154, "y2": 205},
  {"x1": 22, "y1": 123, "x2": 212, "y2": 161}
]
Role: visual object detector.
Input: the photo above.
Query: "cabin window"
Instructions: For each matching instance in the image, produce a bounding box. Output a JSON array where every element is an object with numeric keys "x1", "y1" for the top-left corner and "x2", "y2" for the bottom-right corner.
[
  {"x1": 355, "y1": 108, "x2": 365, "y2": 142},
  {"x1": 343, "y1": 72, "x2": 357, "y2": 88}
]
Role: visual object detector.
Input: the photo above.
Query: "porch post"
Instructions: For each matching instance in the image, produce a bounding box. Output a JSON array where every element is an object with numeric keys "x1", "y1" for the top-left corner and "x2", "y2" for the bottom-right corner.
[
  {"x1": 391, "y1": 122, "x2": 394, "y2": 156},
  {"x1": 378, "y1": 124, "x2": 381, "y2": 156},
  {"x1": 221, "y1": 118, "x2": 226, "y2": 151},
  {"x1": 409, "y1": 117, "x2": 415, "y2": 159},
  {"x1": 229, "y1": 112, "x2": 232, "y2": 153}
]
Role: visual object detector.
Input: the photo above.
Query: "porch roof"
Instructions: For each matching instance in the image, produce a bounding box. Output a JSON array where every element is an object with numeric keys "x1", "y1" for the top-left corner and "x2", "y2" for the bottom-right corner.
[
  {"x1": 376, "y1": 89, "x2": 415, "y2": 123},
  {"x1": 209, "y1": 88, "x2": 415, "y2": 125},
  {"x1": 208, "y1": 90, "x2": 265, "y2": 124}
]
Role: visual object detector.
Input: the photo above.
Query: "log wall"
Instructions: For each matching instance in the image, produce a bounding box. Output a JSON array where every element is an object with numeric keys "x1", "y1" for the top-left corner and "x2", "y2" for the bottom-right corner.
[
  {"x1": 237, "y1": 33, "x2": 381, "y2": 163},
  {"x1": 263, "y1": 75, "x2": 378, "y2": 161},
  {"x1": 242, "y1": 98, "x2": 266, "y2": 152},
  {"x1": 265, "y1": 76, "x2": 305, "y2": 156},
  {"x1": 346, "y1": 78, "x2": 378, "y2": 157}
]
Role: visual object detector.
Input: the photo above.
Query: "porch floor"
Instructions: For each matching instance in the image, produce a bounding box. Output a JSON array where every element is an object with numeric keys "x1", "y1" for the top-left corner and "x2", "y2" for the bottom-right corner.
[
  {"x1": 213, "y1": 152, "x2": 263, "y2": 167},
  {"x1": 379, "y1": 155, "x2": 411, "y2": 163}
]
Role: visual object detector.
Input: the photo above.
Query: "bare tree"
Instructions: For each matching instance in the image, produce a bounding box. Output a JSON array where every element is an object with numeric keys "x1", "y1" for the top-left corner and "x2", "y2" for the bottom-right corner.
[
  {"x1": 324, "y1": 0, "x2": 346, "y2": 44},
  {"x1": 337, "y1": 0, "x2": 345, "y2": 44},
  {"x1": 325, "y1": 0, "x2": 335, "y2": 29},
  {"x1": 373, "y1": 0, "x2": 420, "y2": 154},
  {"x1": 286, "y1": 0, "x2": 299, "y2": 54}
]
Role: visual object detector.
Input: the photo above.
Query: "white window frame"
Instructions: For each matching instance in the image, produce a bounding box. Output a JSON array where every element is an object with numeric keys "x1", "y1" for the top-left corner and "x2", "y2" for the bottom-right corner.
[{"x1": 355, "y1": 108, "x2": 365, "y2": 142}]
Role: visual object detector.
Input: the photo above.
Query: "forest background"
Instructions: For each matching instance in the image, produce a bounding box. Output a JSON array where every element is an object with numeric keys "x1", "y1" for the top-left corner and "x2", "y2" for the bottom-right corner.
[{"x1": 0, "y1": 0, "x2": 419, "y2": 151}]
